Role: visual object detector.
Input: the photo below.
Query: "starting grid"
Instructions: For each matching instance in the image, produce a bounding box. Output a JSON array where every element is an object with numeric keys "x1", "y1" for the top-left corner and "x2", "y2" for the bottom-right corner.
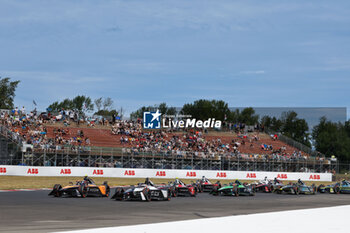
[{"x1": 0, "y1": 165, "x2": 332, "y2": 181}]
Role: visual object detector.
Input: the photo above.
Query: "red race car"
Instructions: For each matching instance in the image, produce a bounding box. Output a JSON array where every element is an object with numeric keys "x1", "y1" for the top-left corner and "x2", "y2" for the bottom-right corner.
[
  {"x1": 170, "y1": 179, "x2": 197, "y2": 197},
  {"x1": 195, "y1": 176, "x2": 221, "y2": 192},
  {"x1": 254, "y1": 177, "x2": 284, "y2": 193}
]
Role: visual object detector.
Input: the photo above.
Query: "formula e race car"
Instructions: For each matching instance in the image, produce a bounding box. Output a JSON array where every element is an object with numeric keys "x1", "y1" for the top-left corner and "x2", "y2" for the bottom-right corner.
[
  {"x1": 254, "y1": 177, "x2": 284, "y2": 193},
  {"x1": 111, "y1": 178, "x2": 171, "y2": 201},
  {"x1": 195, "y1": 176, "x2": 221, "y2": 192},
  {"x1": 318, "y1": 180, "x2": 350, "y2": 194},
  {"x1": 275, "y1": 179, "x2": 316, "y2": 195},
  {"x1": 210, "y1": 180, "x2": 255, "y2": 196},
  {"x1": 169, "y1": 179, "x2": 197, "y2": 197},
  {"x1": 48, "y1": 176, "x2": 110, "y2": 198}
]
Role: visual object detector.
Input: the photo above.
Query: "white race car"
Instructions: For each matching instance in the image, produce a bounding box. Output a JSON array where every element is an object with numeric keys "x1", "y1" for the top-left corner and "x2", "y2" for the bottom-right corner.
[{"x1": 111, "y1": 178, "x2": 171, "y2": 201}]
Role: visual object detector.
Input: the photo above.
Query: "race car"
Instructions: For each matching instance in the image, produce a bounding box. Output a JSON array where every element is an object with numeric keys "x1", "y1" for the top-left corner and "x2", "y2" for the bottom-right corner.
[
  {"x1": 195, "y1": 176, "x2": 221, "y2": 192},
  {"x1": 210, "y1": 180, "x2": 255, "y2": 196},
  {"x1": 169, "y1": 179, "x2": 197, "y2": 197},
  {"x1": 275, "y1": 179, "x2": 316, "y2": 195},
  {"x1": 111, "y1": 178, "x2": 171, "y2": 201},
  {"x1": 48, "y1": 176, "x2": 110, "y2": 198},
  {"x1": 254, "y1": 177, "x2": 284, "y2": 193},
  {"x1": 318, "y1": 180, "x2": 350, "y2": 194}
]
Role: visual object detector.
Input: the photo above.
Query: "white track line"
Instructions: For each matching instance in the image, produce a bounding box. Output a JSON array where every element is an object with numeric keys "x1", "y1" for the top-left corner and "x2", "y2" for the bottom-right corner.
[{"x1": 0, "y1": 188, "x2": 51, "y2": 192}]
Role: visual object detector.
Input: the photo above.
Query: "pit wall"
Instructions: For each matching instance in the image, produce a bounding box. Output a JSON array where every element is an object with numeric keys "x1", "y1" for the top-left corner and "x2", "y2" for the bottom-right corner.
[{"x1": 0, "y1": 166, "x2": 332, "y2": 181}]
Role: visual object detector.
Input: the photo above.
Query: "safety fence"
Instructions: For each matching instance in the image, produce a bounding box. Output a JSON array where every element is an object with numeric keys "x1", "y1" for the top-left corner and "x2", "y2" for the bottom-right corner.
[{"x1": 0, "y1": 165, "x2": 332, "y2": 181}]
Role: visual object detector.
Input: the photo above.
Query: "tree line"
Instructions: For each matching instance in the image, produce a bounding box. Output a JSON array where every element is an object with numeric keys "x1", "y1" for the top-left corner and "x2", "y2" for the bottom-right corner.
[
  {"x1": 47, "y1": 96, "x2": 123, "y2": 119},
  {"x1": 312, "y1": 117, "x2": 350, "y2": 162}
]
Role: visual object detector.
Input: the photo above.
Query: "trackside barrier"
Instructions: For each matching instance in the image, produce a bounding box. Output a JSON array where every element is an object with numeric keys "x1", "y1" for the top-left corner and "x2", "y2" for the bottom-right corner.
[{"x1": 0, "y1": 166, "x2": 332, "y2": 181}]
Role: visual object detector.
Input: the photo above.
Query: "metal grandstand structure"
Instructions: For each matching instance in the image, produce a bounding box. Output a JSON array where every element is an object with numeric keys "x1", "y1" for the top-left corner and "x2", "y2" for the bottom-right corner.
[{"x1": 0, "y1": 147, "x2": 337, "y2": 173}]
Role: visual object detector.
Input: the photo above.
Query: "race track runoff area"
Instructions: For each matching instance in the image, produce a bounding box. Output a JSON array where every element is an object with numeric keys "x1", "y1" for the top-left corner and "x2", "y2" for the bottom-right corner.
[
  {"x1": 0, "y1": 189, "x2": 350, "y2": 232},
  {"x1": 59, "y1": 205, "x2": 350, "y2": 233}
]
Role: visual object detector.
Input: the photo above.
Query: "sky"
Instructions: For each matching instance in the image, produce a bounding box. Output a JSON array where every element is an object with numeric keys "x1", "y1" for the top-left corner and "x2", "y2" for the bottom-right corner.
[{"x1": 0, "y1": 0, "x2": 349, "y2": 118}]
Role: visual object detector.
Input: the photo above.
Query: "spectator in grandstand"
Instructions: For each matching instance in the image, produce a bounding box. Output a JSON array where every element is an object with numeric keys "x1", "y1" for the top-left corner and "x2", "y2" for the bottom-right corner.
[{"x1": 0, "y1": 107, "x2": 318, "y2": 167}]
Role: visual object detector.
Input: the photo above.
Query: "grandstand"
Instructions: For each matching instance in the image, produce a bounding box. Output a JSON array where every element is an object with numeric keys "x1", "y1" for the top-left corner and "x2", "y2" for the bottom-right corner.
[{"x1": 0, "y1": 111, "x2": 338, "y2": 173}]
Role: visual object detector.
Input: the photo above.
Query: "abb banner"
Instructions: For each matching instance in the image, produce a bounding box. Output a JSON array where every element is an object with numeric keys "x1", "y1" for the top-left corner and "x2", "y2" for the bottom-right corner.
[{"x1": 0, "y1": 165, "x2": 332, "y2": 181}]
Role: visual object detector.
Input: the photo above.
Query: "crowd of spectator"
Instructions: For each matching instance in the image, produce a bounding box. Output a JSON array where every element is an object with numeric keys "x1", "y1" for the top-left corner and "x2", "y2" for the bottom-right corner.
[
  {"x1": 0, "y1": 107, "x2": 323, "y2": 165},
  {"x1": 0, "y1": 108, "x2": 92, "y2": 152},
  {"x1": 111, "y1": 120, "x2": 142, "y2": 136},
  {"x1": 109, "y1": 121, "x2": 312, "y2": 163}
]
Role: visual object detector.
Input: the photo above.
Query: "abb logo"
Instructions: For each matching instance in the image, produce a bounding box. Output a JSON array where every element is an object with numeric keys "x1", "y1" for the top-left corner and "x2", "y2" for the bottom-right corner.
[
  {"x1": 246, "y1": 173, "x2": 256, "y2": 178},
  {"x1": 0, "y1": 167, "x2": 6, "y2": 173},
  {"x1": 309, "y1": 174, "x2": 320, "y2": 180},
  {"x1": 216, "y1": 172, "x2": 227, "y2": 178},
  {"x1": 124, "y1": 170, "x2": 135, "y2": 176},
  {"x1": 27, "y1": 168, "x2": 39, "y2": 174},
  {"x1": 156, "y1": 171, "x2": 166, "y2": 177},
  {"x1": 93, "y1": 169, "x2": 104, "y2": 175},
  {"x1": 277, "y1": 174, "x2": 288, "y2": 179},
  {"x1": 60, "y1": 169, "x2": 71, "y2": 175},
  {"x1": 186, "y1": 172, "x2": 196, "y2": 177}
]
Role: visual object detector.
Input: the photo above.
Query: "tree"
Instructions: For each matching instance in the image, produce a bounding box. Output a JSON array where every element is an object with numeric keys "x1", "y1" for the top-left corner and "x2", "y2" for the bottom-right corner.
[
  {"x1": 238, "y1": 107, "x2": 259, "y2": 125},
  {"x1": 167, "y1": 107, "x2": 177, "y2": 115},
  {"x1": 270, "y1": 117, "x2": 283, "y2": 132},
  {"x1": 224, "y1": 107, "x2": 259, "y2": 125},
  {"x1": 94, "y1": 97, "x2": 103, "y2": 112},
  {"x1": 259, "y1": 112, "x2": 310, "y2": 146},
  {"x1": 312, "y1": 117, "x2": 350, "y2": 161},
  {"x1": 227, "y1": 109, "x2": 240, "y2": 123},
  {"x1": 93, "y1": 97, "x2": 118, "y2": 118},
  {"x1": 345, "y1": 120, "x2": 350, "y2": 138},
  {"x1": 48, "y1": 95, "x2": 94, "y2": 114},
  {"x1": 72, "y1": 95, "x2": 94, "y2": 113},
  {"x1": 280, "y1": 111, "x2": 310, "y2": 146},
  {"x1": 130, "y1": 106, "x2": 153, "y2": 120},
  {"x1": 0, "y1": 77, "x2": 20, "y2": 109},
  {"x1": 94, "y1": 109, "x2": 118, "y2": 118},
  {"x1": 181, "y1": 99, "x2": 230, "y2": 121},
  {"x1": 118, "y1": 107, "x2": 125, "y2": 120},
  {"x1": 158, "y1": 102, "x2": 176, "y2": 116},
  {"x1": 129, "y1": 103, "x2": 177, "y2": 120},
  {"x1": 260, "y1": 115, "x2": 272, "y2": 129},
  {"x1": 103, "y1": 97, "x2": 113, "y2": 111}
]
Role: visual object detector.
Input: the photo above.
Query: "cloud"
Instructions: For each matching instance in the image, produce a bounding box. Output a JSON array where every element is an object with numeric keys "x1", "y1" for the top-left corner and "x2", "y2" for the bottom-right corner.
[
  {"x1": 322, "y1": 57, "x2": 350, "y2": 71},
  {"x1": 0, "y1": 70, "x2": 107, "y2": 84},
  {"x1": 0, "y1": 0, "x2": 350, "y2": 118},
  {"x1": 0, "y1": 0, "x2": 307, "y2": 36},
  {"x1": 240, "y1": 70, "x2": 266, "y2": 75}
]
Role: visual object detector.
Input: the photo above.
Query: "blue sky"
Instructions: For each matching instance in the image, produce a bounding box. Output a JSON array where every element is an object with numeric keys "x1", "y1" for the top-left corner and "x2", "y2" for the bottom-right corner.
[{"x1": 0, "y1": 0, "x2": 349, "y2": 118}]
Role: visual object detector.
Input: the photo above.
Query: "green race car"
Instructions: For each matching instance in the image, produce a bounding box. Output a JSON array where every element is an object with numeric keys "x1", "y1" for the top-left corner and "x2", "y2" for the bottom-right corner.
[
  {"x1": 318, "y1": 180, "x2": 350, "y2": 194},
  {"x1": 210, "y1": 180, "x2": 255, "y2": 196},
  {"x1": 275, "y1": 179, "x2": 316, "y2": 195}
]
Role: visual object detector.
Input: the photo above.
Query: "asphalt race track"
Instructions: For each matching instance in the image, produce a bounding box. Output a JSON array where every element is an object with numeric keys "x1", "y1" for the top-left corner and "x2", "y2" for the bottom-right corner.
[{"x1": 1, "y1": 189, "x2": 350, "y2": 233}]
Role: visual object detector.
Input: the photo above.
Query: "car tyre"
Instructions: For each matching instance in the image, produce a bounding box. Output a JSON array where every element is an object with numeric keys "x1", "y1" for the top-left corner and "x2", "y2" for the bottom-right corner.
[
  {"x1": 233, "y1": 186, "x2": 239, "y2": 197},
  {"x1": 78, "y1": 183, "x2": 88, "y2": 198},
  {"x1": 294, "y1": 186, "x2": 299, "y2": 195},
  {"x1": 52, "y1": 184, "x2": 62, "y2": 197},
  {"x1": 104, "y1": 184, "x2": 110, "y2": 197},
  {"x1": 334, "y1": 185, "x2": 341, "y2": 194},
  {"x1": 114, "y1": 188, "x2": 124, "y2": 201},
  {"x1": 143, "y1": 188, "x2": 151, "y2": 202}
]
